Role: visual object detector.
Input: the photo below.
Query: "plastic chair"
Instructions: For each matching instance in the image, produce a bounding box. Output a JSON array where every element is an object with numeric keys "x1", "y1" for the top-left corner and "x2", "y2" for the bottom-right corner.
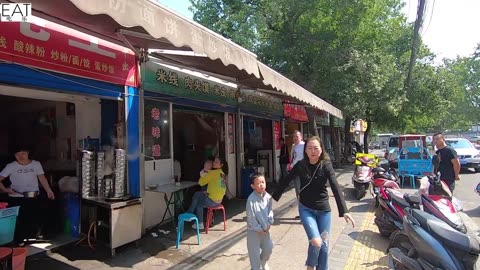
[
  {"x1": 0, "y1": 247, "x2": 12, "y2": 270},
  {"x1": 176, "y1": 213, "x2": 200, "y2": 249},
  {"x1": 205, "y1": 205, "x2": 226, "y2": 234},
  {"x1": 400, "y1": 174, "x2": 416, "y2": 189}
]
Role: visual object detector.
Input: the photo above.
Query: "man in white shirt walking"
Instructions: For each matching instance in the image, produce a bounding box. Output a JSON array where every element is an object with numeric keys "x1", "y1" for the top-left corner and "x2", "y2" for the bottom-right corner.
[{"x1": 290, "y1": 131, "x2": 305, "y2": 219}]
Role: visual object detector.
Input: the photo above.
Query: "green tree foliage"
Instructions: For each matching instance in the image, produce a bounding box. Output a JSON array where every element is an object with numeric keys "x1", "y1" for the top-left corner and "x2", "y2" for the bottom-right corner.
[{"x1": 190, "y1": 0, "x2": 479, "y2": 137}]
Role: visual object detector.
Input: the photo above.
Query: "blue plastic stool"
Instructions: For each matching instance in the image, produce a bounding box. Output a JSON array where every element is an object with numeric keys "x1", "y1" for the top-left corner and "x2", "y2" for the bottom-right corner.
[
  {"x1": 401, "y1": 174, "x2": 416, "y2": 189},
  {"x1": 176, "y1": 213, "x2": 201, "y2": 249}
]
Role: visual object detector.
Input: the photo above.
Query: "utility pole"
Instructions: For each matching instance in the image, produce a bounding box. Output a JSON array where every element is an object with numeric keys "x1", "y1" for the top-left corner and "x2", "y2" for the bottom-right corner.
[{"x1": 405, "y1": 0, "x2": 427, "y2": 94}]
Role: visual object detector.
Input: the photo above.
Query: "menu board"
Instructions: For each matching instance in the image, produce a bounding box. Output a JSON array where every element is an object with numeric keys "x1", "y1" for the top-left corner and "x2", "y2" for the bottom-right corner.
[
  {"x1": 274, "y1": 121, "x2": 281, "y2": 150},
  {"x1": 228, "y1": 113, "x2": 235, "y2": 154},
  {"x1": 144, "y1": 99, "x2": 171, "y2": 159}
]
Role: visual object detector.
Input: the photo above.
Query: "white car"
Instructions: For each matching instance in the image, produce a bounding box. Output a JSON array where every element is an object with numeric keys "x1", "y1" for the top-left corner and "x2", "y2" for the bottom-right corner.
[{"x1": 445, "y1": 138, "x2": 480, "y2": 173}]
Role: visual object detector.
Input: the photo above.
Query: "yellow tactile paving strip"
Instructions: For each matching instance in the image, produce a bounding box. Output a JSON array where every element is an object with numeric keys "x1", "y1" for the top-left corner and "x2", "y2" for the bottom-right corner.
[{"x1": 344, "y1": 207, "x2": 390, "y2": 270}]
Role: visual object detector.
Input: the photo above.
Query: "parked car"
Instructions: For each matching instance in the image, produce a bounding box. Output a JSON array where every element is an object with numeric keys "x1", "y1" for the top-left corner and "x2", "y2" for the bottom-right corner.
[
  {"x1": 369, "y1": 141, "x2": 380, "y2": 149},
  {"x1": 468, "y1": 135, "x2": 480, "y2": 144},
  {"x1": 445, "y1": 138, "x2": 480, "y2": 173}
]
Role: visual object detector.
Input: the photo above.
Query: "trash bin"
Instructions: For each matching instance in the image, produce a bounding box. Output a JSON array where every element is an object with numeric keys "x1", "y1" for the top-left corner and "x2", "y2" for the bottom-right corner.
[
  {"x1": 12, "y1": 247, "x2": 27, "y2": 270},
  {"x1": 63, "y1": 193, "x2": 80, "y2": 237},
  {"x1": 0, "y1": 206, "x2": 20, "y2": 245}
]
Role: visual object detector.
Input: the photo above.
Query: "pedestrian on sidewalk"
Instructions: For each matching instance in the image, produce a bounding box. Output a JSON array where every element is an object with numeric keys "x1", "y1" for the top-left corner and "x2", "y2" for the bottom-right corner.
[
  {"x1": 279, "y1": 137, "x2": 289, "y2": 181},
  {"x1": 246, "y1": 173, "x2": 274, "y2": 270},
  {"x1": 432, "y1": 133, "x2": 460, "y2": 192},
  {"x1": 272, "y1": 136, "x2": 355, "y2": 270},
  {"x1": 290, "y1": 130, "x2": 305, "y2": 220},
  {"x1": 290, "y1": 130, "x2": 305, "y2": 198}
]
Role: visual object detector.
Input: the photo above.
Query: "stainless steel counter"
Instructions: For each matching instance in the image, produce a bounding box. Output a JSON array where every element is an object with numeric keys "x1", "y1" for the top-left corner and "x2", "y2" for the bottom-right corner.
[
  {"x1": 82, "y1": 196, "x2": 143, "y2": 256},
  {"x1": 82, "y1": 196, "x2": 142, "y2": 209}
]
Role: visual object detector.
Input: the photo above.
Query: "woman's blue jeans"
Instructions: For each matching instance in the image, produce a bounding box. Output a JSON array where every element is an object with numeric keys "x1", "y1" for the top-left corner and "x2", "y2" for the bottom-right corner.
[
  {"x1": 187, "y1": 191, "x2": 220, "y2": 223},
  {"x1": 299, "y1": 203, "x2": 332, "y2": 269}
]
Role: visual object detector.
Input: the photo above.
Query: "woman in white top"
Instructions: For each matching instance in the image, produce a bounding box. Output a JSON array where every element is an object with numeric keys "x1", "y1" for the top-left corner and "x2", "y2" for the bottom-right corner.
[
  {"x1": 0, "y1": 147, "x2": 54, "y2": 199},
  {"x1": 0, "y1": 146, "x2": 55, "y2": 242}
]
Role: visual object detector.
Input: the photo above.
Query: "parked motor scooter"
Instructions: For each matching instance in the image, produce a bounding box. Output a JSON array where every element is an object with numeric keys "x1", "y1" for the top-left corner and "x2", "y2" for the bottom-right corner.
[
  {"x1": 379, "y1": 158, "x2": 400, "y2": 182},
  {"x1": 371, "y1": 167, "x2": 399, "y2": 207},
  {"x1": 419, "y1": 174, "x2": 466, "y2": 233},
  {"x1": 388, "y1": 205, "x2": 480, "y2": 270},
  {"x1": 352, "y1": 153, "x2": 378, "y2": 200},
  {"x1": 374, "y1": 173, "x2": 466, "y2": 237}
]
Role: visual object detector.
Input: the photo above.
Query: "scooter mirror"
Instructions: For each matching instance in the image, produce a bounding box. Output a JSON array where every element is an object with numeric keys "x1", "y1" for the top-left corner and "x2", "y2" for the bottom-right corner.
[{"x1": 476, "y1": 182, "x2": 480, "y2": 194}]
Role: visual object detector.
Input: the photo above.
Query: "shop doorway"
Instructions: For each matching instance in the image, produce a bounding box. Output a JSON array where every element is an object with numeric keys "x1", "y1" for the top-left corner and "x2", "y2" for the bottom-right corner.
[
  {"x1": 0, "y1": 92, "x2": 121, "y2": 255},
  {"x1": 243, "y1": 116, "x2": 273, "y2": 182},
  {"x1": 172, "y1": 106, "x2": 226, "y2": 183},
  {"x1": 284, "y1": 122, "x2": 302, "y2": 151},
  {"x1": 0, "y1": 94, "x2": 78, "y2": 253}
]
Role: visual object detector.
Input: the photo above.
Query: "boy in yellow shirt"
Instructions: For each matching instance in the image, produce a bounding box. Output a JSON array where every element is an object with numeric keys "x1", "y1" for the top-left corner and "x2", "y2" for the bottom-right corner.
[{"x1": 186, "y1": 157, "x2": 227, "y2": 229}]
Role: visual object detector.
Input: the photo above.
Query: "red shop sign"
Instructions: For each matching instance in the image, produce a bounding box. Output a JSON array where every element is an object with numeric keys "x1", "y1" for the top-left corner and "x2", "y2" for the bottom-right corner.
[
  {"x1": 283, "y1": 104, "x2": 308, "y2": 122},
  {"x1": 0, "y1": 17, "x2": 137, "y2": 87},
  {"x1": 274, "y1": 121, "x2": 281, "y2": 150}
]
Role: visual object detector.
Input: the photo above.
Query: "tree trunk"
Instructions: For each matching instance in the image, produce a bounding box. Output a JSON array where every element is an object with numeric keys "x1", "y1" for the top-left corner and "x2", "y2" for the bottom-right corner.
[
  {"x1": 363, "y1": 118, "x2": 372, "y2": 154},
  {"x1": 334, "y1": 127, "x2": 341, "y2": 167},
  {"x1": 329, "y1": 114, "x2": 340, "y2": 167},
  {"x1": 343, "y1": 116, "x2": 353, "y2": 163},
  {"x1": 305, "y1": 107, "x2": 319, "y2": 137}
]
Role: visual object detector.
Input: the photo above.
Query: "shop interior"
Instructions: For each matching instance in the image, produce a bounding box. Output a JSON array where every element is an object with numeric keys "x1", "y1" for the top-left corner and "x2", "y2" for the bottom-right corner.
[
  {"x1": 0, "y1": 93, "x2": 121, "y2": 254},
  {"x1": 283, "y1": 122, "x2": 302, "y2": 154},
  {"x1": 242, "y1": 116, "x2": 274, "y2": 182},
  {"x1": 172, "y1": 106, "x2": 226, "y2": 183}
]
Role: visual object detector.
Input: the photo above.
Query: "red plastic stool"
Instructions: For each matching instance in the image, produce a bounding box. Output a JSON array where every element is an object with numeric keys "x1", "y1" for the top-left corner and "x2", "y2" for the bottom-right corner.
[
  {"x1": 0, "y1": 247, "x2": 12, "y2": 270},
  {"x1": 205, "y1": 204, "x2": 226, "y2": 234}
]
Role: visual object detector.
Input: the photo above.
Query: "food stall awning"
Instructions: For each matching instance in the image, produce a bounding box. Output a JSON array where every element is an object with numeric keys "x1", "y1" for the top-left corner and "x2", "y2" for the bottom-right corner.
[
  {"x1": 258, "y1": 63, "x2": 343, "y2": 119},
  {"x1": 4, "y1": 0, "x2": 343, "y2": 119}
]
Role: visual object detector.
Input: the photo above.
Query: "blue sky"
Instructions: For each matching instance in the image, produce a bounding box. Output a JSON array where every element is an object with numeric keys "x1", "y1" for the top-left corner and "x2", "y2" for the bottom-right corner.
[
  {"x1": 158, "y1": 0, "x2": 480, "y2": 59},
  {"x1": 157, "y1": 0, "x2": 193, "y2": 18}
]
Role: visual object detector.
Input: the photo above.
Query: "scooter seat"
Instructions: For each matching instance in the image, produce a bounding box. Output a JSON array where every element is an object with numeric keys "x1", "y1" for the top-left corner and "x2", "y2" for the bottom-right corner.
[
  {"x1": 389, "y1": 189, "x2": 410, "y2": 209},
  {"x1": 403, "y1": 193, "x2": 421, "y2": 206},
  {"x1": 411, "y1": 209, "x2": 480, "y2": 254}
]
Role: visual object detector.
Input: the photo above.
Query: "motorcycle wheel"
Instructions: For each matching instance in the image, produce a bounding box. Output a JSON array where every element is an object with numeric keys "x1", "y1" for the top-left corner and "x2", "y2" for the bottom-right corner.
[
  {"x1": 355, "y1": 184, "x2": 366, "y2": 200},
  {"x1": 375, "y1": 196, "x2": 380, "y2": 208},
  {"x1": 388, "y1": 231, "x2": 414, "y2": 256}
]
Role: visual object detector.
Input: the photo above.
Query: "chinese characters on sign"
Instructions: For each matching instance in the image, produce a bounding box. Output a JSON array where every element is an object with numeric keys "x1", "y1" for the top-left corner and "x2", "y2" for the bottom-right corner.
[
  {"x1": 240, "y1": 93, "x2": 283, "y2": 112},
  {"x1": 283, "y1": 104, "x2": 308, "y2": 122},
  {"x1": 155, "y1": 68, "x2": 237, "y2": 101},
  {"x1": 274, "y1": 121, "x2": 281, "y2": 150},
  {"x1": 147, "y1": 63, "x2": 283, "y2": 115},
  {"x1": 144, "y1": 100, "x2": 171, "y2": 160},
  {"x1": 228, "y1": 114, "x2": 235, "y2": 154},
  {"x1": 0, "y1": 17, "x2": 137, "y2": 86},
  {"x1": 150, "y1": 107, "x2": 161, "y2": 157}
]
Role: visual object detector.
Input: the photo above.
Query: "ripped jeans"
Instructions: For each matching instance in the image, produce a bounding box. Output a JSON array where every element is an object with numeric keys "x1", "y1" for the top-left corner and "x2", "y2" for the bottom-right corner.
[{"x1": 298, "y1": 203, "x2": 331, "y2": 269}]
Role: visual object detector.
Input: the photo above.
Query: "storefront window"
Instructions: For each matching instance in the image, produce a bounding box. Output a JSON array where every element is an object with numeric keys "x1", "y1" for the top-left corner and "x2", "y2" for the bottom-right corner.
[
  {"x1": 302, "y1": 123, "x2": 309, "y2": 139},
  {"x1": 172, "y1": 107, "x2": 225, "y2": 182},
  {"x1": 144, "y1": 99, "x2": 171, "y2": 159}
]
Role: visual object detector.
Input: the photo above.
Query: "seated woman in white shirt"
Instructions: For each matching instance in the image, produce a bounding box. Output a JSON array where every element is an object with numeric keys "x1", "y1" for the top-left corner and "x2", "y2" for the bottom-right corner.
[{"x1": 0, "y1": 146, "x2": 55, "y2": 242}]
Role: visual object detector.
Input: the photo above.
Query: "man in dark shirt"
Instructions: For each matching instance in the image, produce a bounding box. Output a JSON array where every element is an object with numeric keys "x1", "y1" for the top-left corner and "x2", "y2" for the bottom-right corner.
[{"x1": 432, "y1": 133, "x2": 461, "y2": 192}]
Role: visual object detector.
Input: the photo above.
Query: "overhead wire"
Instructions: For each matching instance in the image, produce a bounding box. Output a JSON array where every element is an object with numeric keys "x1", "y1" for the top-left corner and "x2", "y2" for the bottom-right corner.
[{"x1": 421, "y1": 0, "x2": 435, "y2": 36}]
